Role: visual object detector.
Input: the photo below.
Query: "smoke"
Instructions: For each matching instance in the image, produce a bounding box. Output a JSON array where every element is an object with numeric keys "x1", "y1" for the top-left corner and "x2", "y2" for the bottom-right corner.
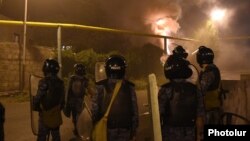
[
  {"x1": 2, "y1": 0, "x2": 249, "y2": 74},
  {"x1": 178, "y1": 0, "x2": 250, "y2": 75},
  {"x1": 95, "y1": 0, "x2": 250, "y2": 74},
  {"x1": 94, "y1": 0, "x2": 182, "y2": 31},
  {"x1": 88, "y1": 0, "x2": 184, "y2": 55},
  {"x1": 216, "y1": 41, "x2": 250, "y2": 76}
]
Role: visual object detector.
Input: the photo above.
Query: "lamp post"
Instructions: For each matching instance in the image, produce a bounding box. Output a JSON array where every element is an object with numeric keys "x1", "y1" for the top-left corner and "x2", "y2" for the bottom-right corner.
[{"x1": 21, "y1": 0, "x2": 28, "y2": 91}]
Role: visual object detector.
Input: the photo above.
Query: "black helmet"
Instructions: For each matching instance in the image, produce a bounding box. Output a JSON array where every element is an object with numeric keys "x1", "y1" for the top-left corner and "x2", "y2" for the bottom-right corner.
[
  {"x1": 42, "y1": 59, "x2": 60, "y2": 76},
  {"x1": 172, "y1": 45, "x2": 188, "y2": 59},
  {"x1": 164, "y1": 57, "x2": 192, "y2": 80},
  {"x1": 196, "y1": 46, "x2": 214, "y2": 66},
  {"x1": 74, "y1": 63, "x2": 86, "y2": 76},
  {"x1": 105, "y1": 55, "x2": 127, "y2": 79}
]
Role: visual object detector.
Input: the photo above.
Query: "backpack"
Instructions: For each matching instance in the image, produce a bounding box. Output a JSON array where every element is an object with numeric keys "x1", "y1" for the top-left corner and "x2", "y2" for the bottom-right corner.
[
  {"x1": 72, "y1": 79, "x2": 83, "y2": 95},
  {"x1": 166, "y1": 82, "x2": 198, "y2": 126},
  {"x1": 41, "y1": 105, "x2": 62, "y2": 129},
  {"x1": 71, "y1": 76, "x2": 86, "y2": 96}
]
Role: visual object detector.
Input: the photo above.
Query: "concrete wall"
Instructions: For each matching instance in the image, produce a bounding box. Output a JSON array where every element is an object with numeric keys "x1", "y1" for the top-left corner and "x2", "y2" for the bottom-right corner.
[
  {"x1": 0, "y1": 42, "x2": 54, "y2": 93},
  {"x1": 222, "y1": 79, "x2": 250, "y2": 123}
]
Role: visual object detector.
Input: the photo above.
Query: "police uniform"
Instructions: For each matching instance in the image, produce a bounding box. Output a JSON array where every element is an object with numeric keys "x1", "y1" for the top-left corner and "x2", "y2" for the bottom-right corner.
[
  {"x1": 66, "y1": 74, "x2": 89, "y2": 135},
  {"x1": 33, "y1": 75, "x2": 65, "y2": 141},
  {"x1": 158, "y1": 79, "x2": 205, "y2": 141},
  {"x1": 199, "y1": 64, "x2": 222, "y2": 124},
  {"x1": 0, "y1": 102, "x2": 5, "y2": 141},
  {"x1": 91, "y1": 79, "x2": 139, "y2": 141}
]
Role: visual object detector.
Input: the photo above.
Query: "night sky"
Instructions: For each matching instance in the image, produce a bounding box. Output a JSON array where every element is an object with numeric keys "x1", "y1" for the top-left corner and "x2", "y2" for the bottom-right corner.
[
  {"x1": 0, "y1": 0, "x2": 250, "y2": 71},
  {"x1": 1, "y1": 0, "x2": 249, "y2": 39}
]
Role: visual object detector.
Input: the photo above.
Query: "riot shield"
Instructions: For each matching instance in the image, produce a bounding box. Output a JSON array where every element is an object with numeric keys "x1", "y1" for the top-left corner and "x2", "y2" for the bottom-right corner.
[
  {"x1": 29, "y1": 74, "x2": 42, "y2": 136},
  {"x1": 77, "y1": 94, "x2": 93, "y2": 140},
  {"x1": 95, "y1": 62, "x2": 106, "y2": 82}
]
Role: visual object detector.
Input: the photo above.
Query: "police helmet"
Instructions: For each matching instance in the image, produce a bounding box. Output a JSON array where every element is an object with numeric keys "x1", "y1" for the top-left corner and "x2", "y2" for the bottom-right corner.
[
  {"x1": 164, "y1": 57, "x2": 192, "y2": 80},
  {"x1": 74, "y1": 63, "x2": 86, "y2": 75},
  {"x1": 196, "y1": 46, "x2": 214, "y2": 66},
  {"x1": 172, "y1": 45, "x2": 188, "y2": 59},
  {"x1": 105, "y1": 55, "x2": 127, "y2": 79},
  {"x1": 42, "y1": 59, "x2": 60, "y2": 76}
]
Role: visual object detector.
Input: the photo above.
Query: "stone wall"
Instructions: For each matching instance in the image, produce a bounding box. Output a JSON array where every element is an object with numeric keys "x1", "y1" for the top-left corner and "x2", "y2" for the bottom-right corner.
[{"x1": 0, "y1": 42, "x2": 54, "y2": 92}]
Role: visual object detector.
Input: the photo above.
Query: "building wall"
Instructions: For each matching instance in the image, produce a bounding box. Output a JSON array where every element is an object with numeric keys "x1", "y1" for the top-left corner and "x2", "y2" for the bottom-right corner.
[
  {"x1": 0, "y1": 42, "x2": 54, "y2": 92},
  {"x1": 222, "y1": 80, "x2": 250, "y2": 123}
]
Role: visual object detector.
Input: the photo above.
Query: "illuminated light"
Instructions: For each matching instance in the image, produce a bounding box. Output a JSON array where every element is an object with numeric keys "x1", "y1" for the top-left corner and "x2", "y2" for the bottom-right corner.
[
  {"x1": 99, "y1": 68, "x2": 104, "y2": 72},
  {"x1": 160, "y1": 54, "x2": 168, "y2": 65},
  {"x1": 156, "y1": 18, "x2": 165, "y2": 26},
  {"x1": 210, "y1": 8, "x2": 226, "y2": 22},
  {"x1": 192, "y1": 49, "x2": 199, "y2": 55}
]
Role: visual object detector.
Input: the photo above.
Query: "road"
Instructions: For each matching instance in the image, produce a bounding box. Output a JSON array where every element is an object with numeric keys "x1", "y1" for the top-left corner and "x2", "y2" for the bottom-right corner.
[
  {"x1": 1, "y1": 90, "x2": 153, "y2": 141},
  {"x1": 2, "y1": 101, "x2": 76, "y2": 141}
]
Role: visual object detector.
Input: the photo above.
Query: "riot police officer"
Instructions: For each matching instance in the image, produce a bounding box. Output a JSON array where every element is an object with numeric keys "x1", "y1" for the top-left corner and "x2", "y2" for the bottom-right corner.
[
  {"x1": 91, "y1": 55, "x2": 139, "y2": 141},
  {"x1": 166, "y1": 45, "x2": 188, "y2": 63},
  {"x1": 0, "y1": 102, "x2": 5, "y2": 141},
  {"x1": 167, "y1": 45, "x2": 199, "y2": 84},
  {"x1": 172, "y1": 45, "x2": 188, "y2": 59},
  {"x1": 33, "y1": 59, "x2": 65, "y2": 141},
  {"x1": 158, "y1": 57, "x2": 205, "y2": 141},
  {"x1": 196, "y1": 46, "x2": 222, "y2": 124},
  {"x1": 65, "y1": 63, "x2": 89, "y2": 137}
]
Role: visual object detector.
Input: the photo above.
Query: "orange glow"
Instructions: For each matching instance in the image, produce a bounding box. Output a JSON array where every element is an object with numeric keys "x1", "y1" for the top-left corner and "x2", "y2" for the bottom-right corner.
[{"x1": 151, "y1": 17, "x2": 180, "y2": 56}]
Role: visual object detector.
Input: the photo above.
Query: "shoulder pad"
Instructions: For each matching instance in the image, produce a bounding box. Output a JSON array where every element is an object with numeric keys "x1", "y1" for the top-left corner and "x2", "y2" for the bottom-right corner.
[
  {"x1": 38, "y1": 78, "x2": 48, "y2": 90},
  {"x1": 70, "y1": 75, "x2": 77, "y2": 79},
  {"x1": 95, "y1": 79, "x2": 108, "y2": 85},
  {"x1": 124, "y1": 80, "x2": 135, "y2": 87},
  {"x1": 205, "y1": 64, "x2": 219, "y2": 71},
  {"x1": 161, "y1": 82, "x2": 171, "y2": 88},
  {"x1": 185, "y1": 81, "x2": 197, "y2": 88}
]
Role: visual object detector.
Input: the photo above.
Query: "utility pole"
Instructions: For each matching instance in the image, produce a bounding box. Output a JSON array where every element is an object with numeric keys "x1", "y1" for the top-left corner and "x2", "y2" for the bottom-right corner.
[{"x1": 21, "y1": 0, "x2": 28, "y2": 92}]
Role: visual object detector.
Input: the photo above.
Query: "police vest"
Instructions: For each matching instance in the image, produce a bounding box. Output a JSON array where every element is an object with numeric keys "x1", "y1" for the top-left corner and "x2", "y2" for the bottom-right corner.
[
  {"x1": 163, "y1": 81, "x2": 198, "y2": 126},
  {"x1": 97, "y1": 79, "x2": 134, "y2": 129},
  {"x1": 40, "y1": 76, "x2": 64, "y2": 110},
  {"x1": 200, "y1": 65, "x2": 221, "y2": 110}
]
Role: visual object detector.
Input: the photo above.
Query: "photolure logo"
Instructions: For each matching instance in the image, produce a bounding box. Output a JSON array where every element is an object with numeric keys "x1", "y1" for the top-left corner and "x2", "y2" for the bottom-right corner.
[
  {"x1": 204, "y1": 125, "x2": 250, "y2": 140},
  {"x1": 208, "y1": 129, "x2": 247, "y2": 136}
]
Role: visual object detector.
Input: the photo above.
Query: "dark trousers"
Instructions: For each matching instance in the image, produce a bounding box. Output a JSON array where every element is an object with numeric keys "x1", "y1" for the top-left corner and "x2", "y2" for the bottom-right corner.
[
  {"x1": 107, "y1": 128, "x2": 131, "y2": 141},
  {"x1": 71, "y1": 105, "x2": 82, "y2": 136},
  {"x1": 37, "y1": 119, "x2": 61, "y2": 141},
  {"x1": 162, "y1": 126, "x2": 195, "y2": 141},
  {"x1": 206, "y1": 108, "x2": 223, "y2": 124},
  {"x1": 0, "y1": 123, "x2": 4, "y2": 141}
]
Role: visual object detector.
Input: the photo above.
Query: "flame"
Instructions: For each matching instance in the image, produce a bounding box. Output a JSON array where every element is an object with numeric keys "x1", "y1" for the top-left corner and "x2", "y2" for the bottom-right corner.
[
  {"x1": 149, "y1": 16, "x2": 180, "y2": 64},
  {"x1": 150, "y1": 17, "x2": 180, "y2": 56}
]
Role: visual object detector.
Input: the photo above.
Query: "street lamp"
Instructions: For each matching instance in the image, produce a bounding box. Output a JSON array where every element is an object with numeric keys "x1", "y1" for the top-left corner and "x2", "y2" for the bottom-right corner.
[
  {"x1": 210, "y1": 8, "x2": 226, "y2": 22},
  {"x1": 21, "y1": 0, "x2": 28, "y2": 91}
]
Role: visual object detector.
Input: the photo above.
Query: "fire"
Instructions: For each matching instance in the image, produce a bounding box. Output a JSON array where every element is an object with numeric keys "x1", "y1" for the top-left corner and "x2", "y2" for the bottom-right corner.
[{"x1": 150, "y1": 16, "x2": 180, "y2": 63}]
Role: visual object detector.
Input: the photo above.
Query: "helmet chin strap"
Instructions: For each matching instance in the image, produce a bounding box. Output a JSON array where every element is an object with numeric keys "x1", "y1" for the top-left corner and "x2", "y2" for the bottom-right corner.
[
  {"x1": 109, "y1": 74, "x2": 122, "y2": 80},
  {"x1": 200, "y1": 64, "x2": 209, "y2": 71}
]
